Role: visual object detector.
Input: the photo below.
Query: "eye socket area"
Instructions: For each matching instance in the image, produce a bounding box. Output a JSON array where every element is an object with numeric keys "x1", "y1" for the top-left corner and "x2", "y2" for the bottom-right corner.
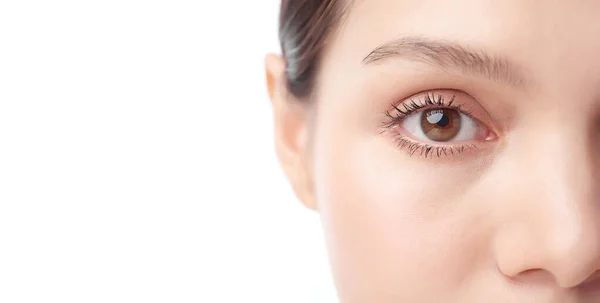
[{"x1": 385, "y1": 91, "x2": 499, "y2": 147}]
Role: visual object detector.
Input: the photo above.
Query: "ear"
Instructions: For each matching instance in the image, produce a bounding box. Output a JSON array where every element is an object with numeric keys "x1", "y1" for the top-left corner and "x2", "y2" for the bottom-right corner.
[{"x1": 265, "y1": 53, "x2": 317, "y2": 211}]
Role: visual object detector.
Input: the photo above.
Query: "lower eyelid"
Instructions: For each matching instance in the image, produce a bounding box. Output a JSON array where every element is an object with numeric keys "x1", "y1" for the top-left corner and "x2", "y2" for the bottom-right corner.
[
  {"x1": 391, "y1": 134, "x2": 478, "y2": 158},
  {"x1": 384, "y1": 117, "x2": 488, "y2": 158}
]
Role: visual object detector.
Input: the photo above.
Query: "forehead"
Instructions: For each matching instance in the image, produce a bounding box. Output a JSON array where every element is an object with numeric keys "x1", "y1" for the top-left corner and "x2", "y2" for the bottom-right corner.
[
  {"x1": 341, "y1": 0, "x2": 600, "y2": 40},
  {"x1": 324, "y1": 0, "x2": 600, "y2": 91}
]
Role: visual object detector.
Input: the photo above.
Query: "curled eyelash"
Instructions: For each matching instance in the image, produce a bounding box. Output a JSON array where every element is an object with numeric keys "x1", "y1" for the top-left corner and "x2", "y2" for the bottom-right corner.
[
  {"x1": 382, "y1": 92, "x2": 465, "y2": 129},
  {"x1": 381, "y1": 92, "x2": 478, "y2": 158}
]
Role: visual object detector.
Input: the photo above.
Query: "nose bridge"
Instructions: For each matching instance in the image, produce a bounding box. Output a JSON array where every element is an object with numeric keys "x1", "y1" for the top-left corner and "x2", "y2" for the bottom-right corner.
[
  {"x1": 496, "y1": 120, "x2": 600, "y2": 288},
  {"x1": 540, "y1": 172, "x2": 599, "y2": 285},
  {"x1": 544, "y1": 127, "x2": 600, "y2": 286}
]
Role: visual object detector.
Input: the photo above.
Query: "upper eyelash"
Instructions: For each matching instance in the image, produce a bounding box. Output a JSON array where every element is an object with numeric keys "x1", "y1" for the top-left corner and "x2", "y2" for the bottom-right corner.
[{"x1": 382, "y1": 92, "x2": 465, "y2": 129}]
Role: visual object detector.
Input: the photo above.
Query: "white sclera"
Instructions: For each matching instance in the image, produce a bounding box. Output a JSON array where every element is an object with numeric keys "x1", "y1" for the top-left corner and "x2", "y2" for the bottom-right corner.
[{"x1": 401, "y1": 110, "x2": 479, "y2": 143}]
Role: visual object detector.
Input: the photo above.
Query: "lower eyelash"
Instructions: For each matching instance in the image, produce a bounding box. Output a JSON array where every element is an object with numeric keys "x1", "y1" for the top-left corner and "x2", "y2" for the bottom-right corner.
[{"x1": 393, "y1": 136, "x2": 477, "y2": 158}]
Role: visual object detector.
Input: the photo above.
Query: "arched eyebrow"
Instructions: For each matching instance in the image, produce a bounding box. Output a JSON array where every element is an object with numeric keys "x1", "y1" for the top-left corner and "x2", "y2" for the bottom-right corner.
[{"x1": 362, "y1": 36, "x2": 530, "y2": 89}]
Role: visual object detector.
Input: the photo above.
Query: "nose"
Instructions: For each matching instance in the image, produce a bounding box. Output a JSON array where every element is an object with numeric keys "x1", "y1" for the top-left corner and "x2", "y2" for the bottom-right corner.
[{"x1": 493, "y1": 127, "x2": 600, "y2": 289}]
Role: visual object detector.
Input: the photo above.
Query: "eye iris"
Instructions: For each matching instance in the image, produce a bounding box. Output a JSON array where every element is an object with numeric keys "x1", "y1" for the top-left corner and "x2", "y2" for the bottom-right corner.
[{"x1": 421, "y1": 109, "x2": 461, "y2": 141}]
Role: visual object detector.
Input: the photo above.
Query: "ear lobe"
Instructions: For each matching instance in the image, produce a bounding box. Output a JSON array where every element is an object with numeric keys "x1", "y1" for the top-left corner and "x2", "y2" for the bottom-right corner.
[{"x1": 264, "y1": 54, "x2": 317, "y2": 211}]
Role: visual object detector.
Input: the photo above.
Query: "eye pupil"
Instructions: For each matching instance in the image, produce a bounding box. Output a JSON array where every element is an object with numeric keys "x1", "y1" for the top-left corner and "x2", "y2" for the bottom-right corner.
[
  {"x1": 426, "y1": 111, "x2": 450, "y2": 127},
  {"x1": 421, "y1": 109, "x2": 461, "y2": 141}
]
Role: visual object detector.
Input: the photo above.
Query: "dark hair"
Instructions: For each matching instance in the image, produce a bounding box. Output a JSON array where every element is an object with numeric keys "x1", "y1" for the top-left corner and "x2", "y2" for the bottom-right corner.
[{"x1": 279, "y1": 0, "x2": 347, "y2": 98}]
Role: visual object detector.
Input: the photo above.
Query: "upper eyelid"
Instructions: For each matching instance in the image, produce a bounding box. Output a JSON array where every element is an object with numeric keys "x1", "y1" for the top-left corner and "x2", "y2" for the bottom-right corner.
[
  {"x1": 382, "y1": 91, "x2": 486, "y2": 132},
  {"x1": 387, "y1": 93, "x2": 464, "y2": 119}
]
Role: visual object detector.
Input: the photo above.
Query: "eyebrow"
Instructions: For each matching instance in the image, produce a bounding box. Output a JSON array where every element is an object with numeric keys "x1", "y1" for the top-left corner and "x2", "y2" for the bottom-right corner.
[{"x1": 362, "y1": 36, "x2": 529, "y2": 88}]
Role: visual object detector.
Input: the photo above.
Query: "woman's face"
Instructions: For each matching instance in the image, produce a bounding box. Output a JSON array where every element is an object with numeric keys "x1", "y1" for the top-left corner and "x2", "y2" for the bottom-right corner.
[{"x1": 269, "y1": 0, "x2": 600, "y2": 302}]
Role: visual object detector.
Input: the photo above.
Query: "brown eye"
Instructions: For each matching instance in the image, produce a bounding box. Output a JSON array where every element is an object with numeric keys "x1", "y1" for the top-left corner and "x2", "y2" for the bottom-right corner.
[{"x1": 420, "y1": 108, "x2": 461, "y2": 142}]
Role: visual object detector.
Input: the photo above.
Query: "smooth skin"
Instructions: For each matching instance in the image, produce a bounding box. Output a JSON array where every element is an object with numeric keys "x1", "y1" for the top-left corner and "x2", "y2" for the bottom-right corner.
[{"x1": 267, "y1": 1, "x2": 600, "y2": 302}]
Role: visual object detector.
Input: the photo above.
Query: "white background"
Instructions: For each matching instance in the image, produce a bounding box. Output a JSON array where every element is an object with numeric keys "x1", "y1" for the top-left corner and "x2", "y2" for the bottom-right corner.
[{"x1": 0, "y1": 1, "x2": 337, "y2": 302}]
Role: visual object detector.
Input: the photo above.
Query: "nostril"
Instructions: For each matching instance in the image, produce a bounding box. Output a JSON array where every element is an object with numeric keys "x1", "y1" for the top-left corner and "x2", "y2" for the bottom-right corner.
[
  {"x1": 582, "y1": 270, "x2": 600, "y2": 285},
  {"x1": 507, "y1": 268, "x2": 556, "y2": 285},
  {"x1": 580, "y1": 271, "x2": 600, "y2": 292},
  {"x1": 520, "y1": 268, "x2": 544, "y2": 276}
]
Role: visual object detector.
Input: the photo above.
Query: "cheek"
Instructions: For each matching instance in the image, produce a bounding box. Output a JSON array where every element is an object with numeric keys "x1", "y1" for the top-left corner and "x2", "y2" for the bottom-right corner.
[{"x1": 313, "y1": 120, "x2": 491, "y2": 300}]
